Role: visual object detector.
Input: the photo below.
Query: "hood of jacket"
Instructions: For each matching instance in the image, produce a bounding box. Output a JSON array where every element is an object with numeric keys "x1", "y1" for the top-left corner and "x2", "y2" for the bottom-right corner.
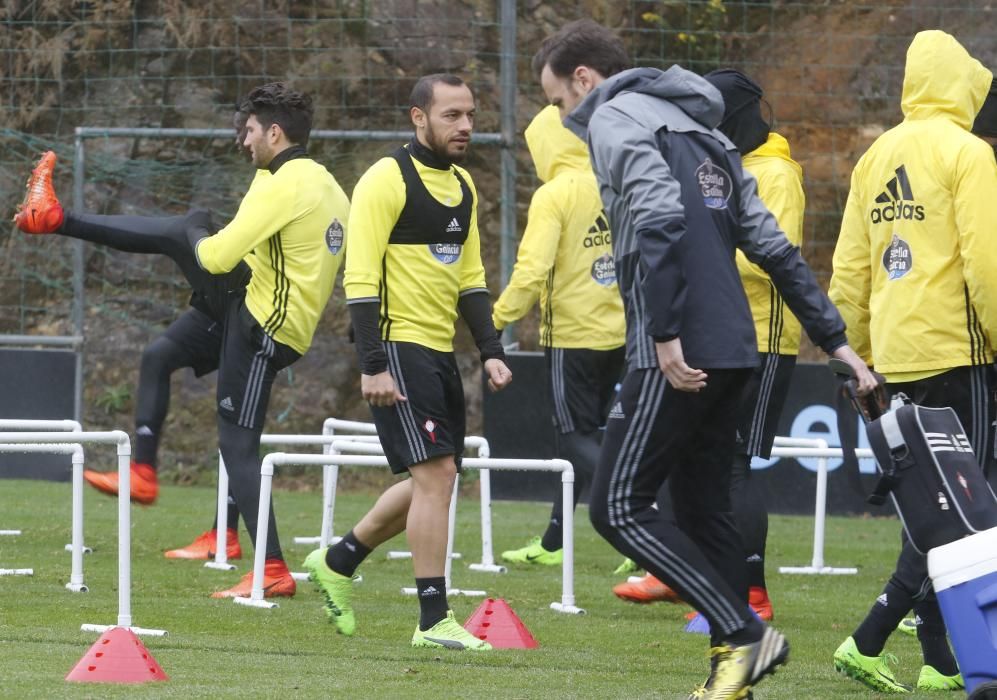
[
  {"x1": 745, "y1": 132, "x2": 802, "y2": 178},
  {"x1": 525, "y1": 105, "x2": 591, "y2": 183},
  {"x1": 565, "y1": 65, "x2": 724, "y2": 137},
  {"x1": 901, "y1": 30, "x2": 993, "y2": 130}
]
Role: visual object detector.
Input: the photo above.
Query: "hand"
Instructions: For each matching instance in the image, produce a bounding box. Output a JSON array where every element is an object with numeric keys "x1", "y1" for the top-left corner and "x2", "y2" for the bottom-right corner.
[
  {"x1": 484, "y1": 358, "x2": 512, "y2": 392},
  {"x1": 361, "y1": 371, "x2": 406, "y2": 407},
  {"x1": 655, "y1": 338, "x2": 707, "y2": 392},
  {"x1": 830, "y1": 345, "x2": 879, "y2": 396}
]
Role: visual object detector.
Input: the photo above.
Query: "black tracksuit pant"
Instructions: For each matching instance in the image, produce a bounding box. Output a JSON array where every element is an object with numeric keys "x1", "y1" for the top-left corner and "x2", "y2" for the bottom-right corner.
[{"x1": 589, "y1": 366, "x2": 756, "y2": 639}]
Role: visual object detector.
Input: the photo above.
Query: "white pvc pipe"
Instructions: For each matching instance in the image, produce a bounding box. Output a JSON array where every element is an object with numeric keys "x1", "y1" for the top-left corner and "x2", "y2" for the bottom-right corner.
[
  {"x1": 0, "y1": 419, "x2": 86, "y2": 556},
  {"x1": 770, "y1": 439, "x2": 873, "y2": 576},
  {"x1": 0, "y1": 431, "x2": 165, "y2": 635},
  {"x1": 206, "y1": 452, "x2": 236, "y2": 571},
  {"x1": 236, "y1": 452, "x2": 576, "y2": 613},
  {"x1": 0, "y1": 442, "x2": 85, "y2": 582}
]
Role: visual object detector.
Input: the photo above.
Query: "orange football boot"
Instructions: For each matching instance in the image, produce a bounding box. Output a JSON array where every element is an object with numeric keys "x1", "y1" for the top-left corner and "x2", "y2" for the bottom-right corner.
[
  {"x1": 749, "y1": 586, "x2": 774, "y2": 621},
  {"x1": 13, "y1": 151, "x2": 65, "y2": 234},
  {"x1": 613, "y1": 573, "x2": 685, "y2": 604},
  {"x1": 82, "y1": 462, "x2": 158, "y2": 505},
  {"x1": 210, "y1": 558, "x2": 296, "y2": 599},
  {"x1": 165, "y1": 528, "x2": 243, "y2": 560}
]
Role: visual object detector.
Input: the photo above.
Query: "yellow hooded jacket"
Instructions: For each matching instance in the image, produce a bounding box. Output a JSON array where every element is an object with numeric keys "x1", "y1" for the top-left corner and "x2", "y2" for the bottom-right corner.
[
  {"x1": 492, "y1": 106, "x2": 625, "y2": 349},
  {"x1": 829, "y1": 30, "x2": 997, "y2": 380},
  {"x1": 738, "y1": 132, "x2": 805, "y2": 355}
]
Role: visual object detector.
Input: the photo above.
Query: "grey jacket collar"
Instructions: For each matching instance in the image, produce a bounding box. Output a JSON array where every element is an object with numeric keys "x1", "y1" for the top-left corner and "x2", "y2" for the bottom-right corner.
[{"x1": 564, "y1": 65, "x2": 725, "y2": 138}]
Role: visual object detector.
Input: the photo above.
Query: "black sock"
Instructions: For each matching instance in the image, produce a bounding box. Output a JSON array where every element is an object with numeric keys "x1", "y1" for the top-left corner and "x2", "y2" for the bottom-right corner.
[
  {"x1": 417, "y1": 576, "x2": 449, "y2": 631},
  {"x1": 852, "y1": 580, "x2": 911, "y2": 656},
  {"x1": 914, "y1": 600, "x2": 959, "y2": 676},
  {"x1": 324, "y1": 530, "x2": 372, "y2": 578},
  {"x1": 724, "y1": 617, "x2": 765, "y2": 646},
  {"x1": 540, "y1": 514, "x2": 563, "y2": 552}
]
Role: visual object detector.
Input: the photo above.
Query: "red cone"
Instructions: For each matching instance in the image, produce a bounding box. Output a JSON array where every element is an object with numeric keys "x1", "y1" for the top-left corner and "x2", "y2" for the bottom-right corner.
[
  {"x1": 463, "y1": 598, "x2": 539, "y2": 649},
  {"x1": 66, "y1": 627, "x2": 168, "y2": 683}
]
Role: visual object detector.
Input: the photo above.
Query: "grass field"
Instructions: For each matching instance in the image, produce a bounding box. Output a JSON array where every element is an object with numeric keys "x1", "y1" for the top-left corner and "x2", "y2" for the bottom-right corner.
[{"x1": 0, "y1": 478, "x2": 951, "y2": 698}]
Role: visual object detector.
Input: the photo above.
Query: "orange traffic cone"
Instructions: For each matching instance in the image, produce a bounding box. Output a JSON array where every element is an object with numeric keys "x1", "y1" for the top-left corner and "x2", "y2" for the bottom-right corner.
[
  {"x1": 463, "y1": 598, "x2": 539, "y2": 649},
  {"x1": 65, "y1": 627, "x2": 168, "y2": 683}
]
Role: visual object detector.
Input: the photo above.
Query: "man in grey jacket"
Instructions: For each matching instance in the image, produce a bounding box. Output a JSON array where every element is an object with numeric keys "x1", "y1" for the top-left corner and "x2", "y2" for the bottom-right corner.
[{"x1": 533, "y1": 19, "x2": 876, "y2": 699}]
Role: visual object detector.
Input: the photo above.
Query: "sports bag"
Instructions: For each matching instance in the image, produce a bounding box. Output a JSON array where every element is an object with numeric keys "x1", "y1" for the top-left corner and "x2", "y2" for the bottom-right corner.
[{"x1": 865, "y1": 396, "x2": 997, "y2": 554}]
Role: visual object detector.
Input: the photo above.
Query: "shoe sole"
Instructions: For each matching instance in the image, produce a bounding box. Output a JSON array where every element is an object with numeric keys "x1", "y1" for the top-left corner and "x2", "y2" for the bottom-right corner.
[
  {"x1": 834, "y1": 657, "x2": 910, "y2": 694},
  {"x1": 614, "y1": 591, "x2": 681, "y2": 604}
]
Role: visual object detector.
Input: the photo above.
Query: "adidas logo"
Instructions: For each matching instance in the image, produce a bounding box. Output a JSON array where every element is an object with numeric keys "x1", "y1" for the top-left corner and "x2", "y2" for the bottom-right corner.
[
  {"x1": 925, "y1": 432, "x2": 974, "y2": 453},
  {"x1": 445, "y1": 217, "x2": 462, "y2": 233},
  {"x1": 745, "y1": 554, "x2": 763, "y2": 562},
  {"x1": 219, "y1": 396, "x2": 235, "y2": 411},
  {"x1": 136, "y1": 425, "x2": 154, "y2": 436},
  {"x1": 608, "y1": 402, "x2": 625, "y2": 420},
  {"x1": 420, "y1": 585, "x2": 439, "y2": 597},
  {"x1": 876, "y1": 593, "x2": 889, "y2": 606},
  {"x1": 870, "y1": 165, "x2": 924, "y2": 223}
]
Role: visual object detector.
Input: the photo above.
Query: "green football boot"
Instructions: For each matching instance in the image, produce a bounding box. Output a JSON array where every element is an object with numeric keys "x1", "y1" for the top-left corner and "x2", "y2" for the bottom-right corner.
[
  {"x1": 411, "y1": 610, "x2": 492, "y2": 651},
  {"x1": 833, "y1": 636, "x2": 911, "y2": 693},
  {"x1": 500, "y1": 536, "x2": 563, "y2": 566},
  {"x1": 917, "y1": 664, "x2": 963, "y2": 691},
  {"x1": 303, "y1": 547, "x2": 356, "y2": 636}
]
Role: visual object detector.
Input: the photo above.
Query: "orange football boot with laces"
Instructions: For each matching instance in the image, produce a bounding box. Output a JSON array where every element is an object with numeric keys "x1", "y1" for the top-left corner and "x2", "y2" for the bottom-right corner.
[
  {"x1": 13, "y1": 151, "x2": 65, "y2": 234},
  {"x1": 165, "y1": 528, "x2": 242, "y2": 560},
  {"x1": 211, "y1": 558, "x2": 296, "y2": 599},
  {"x1": 613, "y1": 573, "x2": 686, "y2": 604},
  {"x1": 83, "y1": 462, "x2": 158, "y2": 505}
]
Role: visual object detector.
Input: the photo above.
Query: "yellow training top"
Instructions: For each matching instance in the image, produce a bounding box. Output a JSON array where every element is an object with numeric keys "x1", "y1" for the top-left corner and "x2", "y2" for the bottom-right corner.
[
  {"x1": 344, "y1": 143, "x2": 487, "y2": 353},
  {"x1": 737, "y1": 132, "x2": 805, "y2": 356},
  {"x1": 492, "y1": 105, "x2": 625, "y2": 350},
  {"x1": 830, "y1": 30, "x2": 997, "y2": 381},
  {"x1": 196, "y1": 154, "x2": 350, "y2": 355}
]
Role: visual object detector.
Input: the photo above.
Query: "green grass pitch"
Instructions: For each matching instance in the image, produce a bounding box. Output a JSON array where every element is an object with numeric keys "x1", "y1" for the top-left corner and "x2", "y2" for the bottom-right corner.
[{"x1": 0, "y1": 478, "x2": 952, "y2": 698}]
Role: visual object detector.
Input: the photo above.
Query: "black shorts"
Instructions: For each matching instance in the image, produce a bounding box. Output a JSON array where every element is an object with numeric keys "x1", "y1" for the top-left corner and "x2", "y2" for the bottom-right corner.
[
  {"x1": 215, "y1": 296, "x2": 300, "y2": 431},
  {"x1": 162, "y1": 307, "x2": 224, "y2": 378},
  {"x1": 545, "y1": 346, "x2": 626, "y2": 435},
  {"x1": 735, "y1": 352, "x2": 797, "y2": 459},
  {"x1": 369, "y1": 341, "x2": 465, "y2": 474}
]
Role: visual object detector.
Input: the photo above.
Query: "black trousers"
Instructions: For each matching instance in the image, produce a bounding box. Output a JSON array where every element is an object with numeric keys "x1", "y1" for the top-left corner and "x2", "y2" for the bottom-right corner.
[{"x1": 589, "y1": 367, "x2": 754, "y2": 638}]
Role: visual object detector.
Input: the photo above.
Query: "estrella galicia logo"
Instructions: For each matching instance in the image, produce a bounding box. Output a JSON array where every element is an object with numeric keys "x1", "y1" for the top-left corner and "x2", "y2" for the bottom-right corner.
[
  {"x1": 591, "y1": 253, "x2": 616, "y2": 287},
  {"x1": 429, "y1": 242, "x2": 462, "y2": 264},
  {"x1": 695, "y1": 158, "x2": 733, "y2": 210},
  {"x1": 882, "y1": 234, "x2": 912, "y2": 280},
  {"x1": 325, "y1": 219, "x2": 344, "y2": 254},
  {"x1": 870, "y1": 165, "x2": 924, "y2": 224}
]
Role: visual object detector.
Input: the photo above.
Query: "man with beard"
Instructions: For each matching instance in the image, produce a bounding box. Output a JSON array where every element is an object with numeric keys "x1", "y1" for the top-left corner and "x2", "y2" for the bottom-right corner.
[
  {"x1": 303, "y1": 74, "x2": 512, "y2": 650},
  {"x1": 14, "y1": 82, "x2": 351, "y2": 599},
  {"x1": 532, "y1": 19, "x2": 875, "y2": 699}
]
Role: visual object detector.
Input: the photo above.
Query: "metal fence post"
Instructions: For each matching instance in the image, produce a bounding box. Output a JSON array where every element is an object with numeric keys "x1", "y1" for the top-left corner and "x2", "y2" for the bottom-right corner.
[{"x1": 499, "y1": 0, "x2": 518, "y2": 344}]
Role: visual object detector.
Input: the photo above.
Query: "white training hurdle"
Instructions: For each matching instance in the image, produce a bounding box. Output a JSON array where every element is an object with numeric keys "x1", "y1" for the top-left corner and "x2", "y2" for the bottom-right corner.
[
  {"x1": 774, "y1": 438, "x2": 874, "y2": 576},
  {"x1": 0, "y1": 419, "x2": 92, "y2": 557},
  {"x1": 0, "y1": 430, "x2": 166, "y2": 636},
  {"x1": 0, "y1": 442, "x2": 87, "y2": 589},
  {"x1": 235, "y1": 449, "x2": 582, "y2": 614}
]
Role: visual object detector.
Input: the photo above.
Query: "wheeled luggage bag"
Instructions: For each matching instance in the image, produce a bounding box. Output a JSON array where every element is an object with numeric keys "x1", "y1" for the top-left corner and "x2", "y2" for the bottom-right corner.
[{"x1": 864, "y1": 396, "x2": 997, "y2": 554}]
